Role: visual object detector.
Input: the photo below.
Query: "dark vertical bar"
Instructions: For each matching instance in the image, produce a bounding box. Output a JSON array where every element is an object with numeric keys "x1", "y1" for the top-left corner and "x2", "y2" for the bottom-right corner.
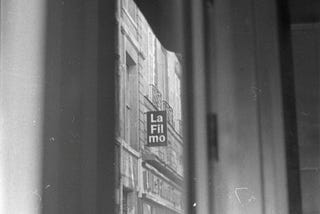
[
  {"x1": 276, "y1": 1, "x2": 302, "y2": 214},
  {"x1": 97, "y1": 0, "x2": 116, "y2": 213},
  {"x1": 203, "y1": 2, "x2": 216, "y2": 214},
  {"x1": 182, "y1": 0, "x2": 196, "y2": 213}
]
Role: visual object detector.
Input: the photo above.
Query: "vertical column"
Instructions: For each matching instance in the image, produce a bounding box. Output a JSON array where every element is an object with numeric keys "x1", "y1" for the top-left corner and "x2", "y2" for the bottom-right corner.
[
  {"x1": 1, "y1": 1, "x2": 46, "y2": 213},
  {"x1": 183, "y1": 0, "x2": 209, "y2": 213}
]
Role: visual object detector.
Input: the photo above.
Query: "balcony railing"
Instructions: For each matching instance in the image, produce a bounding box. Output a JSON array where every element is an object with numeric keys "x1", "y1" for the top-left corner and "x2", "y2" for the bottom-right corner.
[
  {"x1": 149, "y1": 84, "x2": 162, "y2": 109},
  {"x1": 142, "y1": 152, "x2": 184, "y2": 186},
  {"x1": 162, "y1": 101, "x2": 174, "y2": 126}
]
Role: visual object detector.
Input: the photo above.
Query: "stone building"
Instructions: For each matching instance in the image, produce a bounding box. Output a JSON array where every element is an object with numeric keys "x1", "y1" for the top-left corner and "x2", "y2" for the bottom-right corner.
[{"x1": 116, "y1": 0, "x2": 184, "y2": 213}]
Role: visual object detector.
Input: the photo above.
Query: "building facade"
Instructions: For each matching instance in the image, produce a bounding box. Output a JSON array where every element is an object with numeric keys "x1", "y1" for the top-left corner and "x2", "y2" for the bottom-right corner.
[{"x1": 116, "y1": 0, "x2": 184, "y2": 213}]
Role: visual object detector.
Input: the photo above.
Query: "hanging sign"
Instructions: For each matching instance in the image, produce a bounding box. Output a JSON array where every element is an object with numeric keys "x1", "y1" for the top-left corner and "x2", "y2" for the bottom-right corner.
[{"x1": 146, "y1": 111, "x2": 167, "y2": 146}]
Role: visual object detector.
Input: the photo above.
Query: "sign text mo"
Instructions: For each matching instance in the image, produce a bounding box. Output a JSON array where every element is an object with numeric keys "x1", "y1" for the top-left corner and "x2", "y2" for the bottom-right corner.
[{"x1": 147, "y1": 111, "x2": 167, "y2": 146}]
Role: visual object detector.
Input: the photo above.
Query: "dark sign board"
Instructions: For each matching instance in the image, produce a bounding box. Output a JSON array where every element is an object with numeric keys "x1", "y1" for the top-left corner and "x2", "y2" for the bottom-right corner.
[{"x1": 146, "y1": 111, "x2": 167, "y2": 147}]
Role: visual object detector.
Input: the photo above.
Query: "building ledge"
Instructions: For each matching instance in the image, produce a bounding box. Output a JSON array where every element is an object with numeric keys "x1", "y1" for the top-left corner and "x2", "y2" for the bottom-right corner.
[
  {"x1": 142, "y1": 152, "x2": 183, "y2": 186},
  {"x1": 116, "y1": 137, "x2": 141, "y2": 158},
  {"x1": 141, "y1": 193, "x2": 183, "y2": 214}
]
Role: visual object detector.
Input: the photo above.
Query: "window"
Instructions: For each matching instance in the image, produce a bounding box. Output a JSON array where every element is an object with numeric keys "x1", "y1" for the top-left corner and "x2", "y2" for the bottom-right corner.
[
  {"x1": 4, "y1": 0, "x2": 314, "y2": 214},
  {"x1": 122, "y1": 188, "x2": 137, "y2": 214},
  {"x1": 125, "y1": 53, "x2": 138, "y2": 150},
  {"x1": 122, "y1": 0, "x2": 137, "y2": 23}
]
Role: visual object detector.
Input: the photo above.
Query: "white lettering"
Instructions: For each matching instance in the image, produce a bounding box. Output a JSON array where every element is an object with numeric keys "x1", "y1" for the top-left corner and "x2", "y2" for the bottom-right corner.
[
  {"x1": 159, "y1": 135, "x2": 166, "y2": 142},
  {"x1": 151, "y1": 124, "x2": 158, "y2": 134},
  {"x1": 151, "y1": 113, "x2": 163, "y2": 123},
  {"x1": 151, "y1": 113, "x2": 157, "y2": 122},
  {"x1": 149, "y1": 135, "x2": 159, "y2": 143}
]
